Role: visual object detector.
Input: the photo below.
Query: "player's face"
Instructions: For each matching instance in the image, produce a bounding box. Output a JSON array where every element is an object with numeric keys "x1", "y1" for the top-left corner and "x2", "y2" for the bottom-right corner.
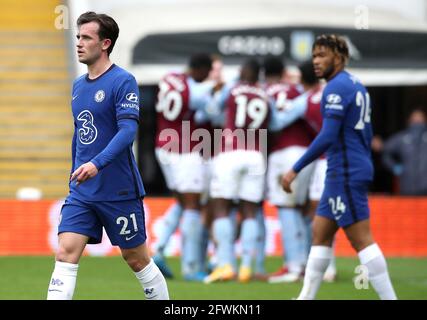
[
  {"x1": 76, "y1": 22, "x2": 111, "y2": 65},
  {"x1": 193, "y1": 66, "x2": 212, "y2": 82},
  {"x1": 312, "y1": 45, "x2": 337, "y2": 80},
  {"x1": 208, "y1": 60, "x2": 223, "y2": 82}
]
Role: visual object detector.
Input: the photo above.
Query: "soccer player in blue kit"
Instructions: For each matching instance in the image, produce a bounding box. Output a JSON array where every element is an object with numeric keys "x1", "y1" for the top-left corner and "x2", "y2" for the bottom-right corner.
[
  {"x1": 47, "y1": 12, "x2": 169, "y2": 300},
  {"x1": 281, "y1": 34, "x2": 396, "y2": 300}
]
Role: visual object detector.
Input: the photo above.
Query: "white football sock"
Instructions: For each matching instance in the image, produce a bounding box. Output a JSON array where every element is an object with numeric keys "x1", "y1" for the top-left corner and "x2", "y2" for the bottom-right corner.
[
  {"x1": 135, "y1": 259, "x2": 169, "y2": 300},
  {"x1": 358, "y1": 243, "x2": 397, "y2": 300},
  {"x1": 297, "y1": 246, "x2": 332, "y2": 300},
  {"x1": 47, "y1": 261, "x2": 78, "y2": 300}
]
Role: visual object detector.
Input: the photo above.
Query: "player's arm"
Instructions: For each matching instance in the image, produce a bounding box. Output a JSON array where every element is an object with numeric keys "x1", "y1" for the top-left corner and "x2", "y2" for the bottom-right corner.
[
  {"x1": 194, "y1": 81, "x2": 233, "y2": 126},
  {"x1": 188, "y1": 79, "x2": 218, "y2": 125},
  {"x1": 70, "y1": 82, "x2": 78, "y2": 176},
  {"x1": 281, "y1": 116, "x2": 342, "y2": 192},
  {"x1": 282, "y1": 84, "x2": 348, "y2": 192},
  {"x1": 188, "y1": 79, "x2": 215, "y2": 111},
  {"x1": 70, "y1": 119, "x2": 138, "y2": 185},
  {"x1": 71, "y1": 122, "x2": 77, "y2": 174},
  {"x1": 268, "y1": 92, "x2": 309, "y2": 132}
]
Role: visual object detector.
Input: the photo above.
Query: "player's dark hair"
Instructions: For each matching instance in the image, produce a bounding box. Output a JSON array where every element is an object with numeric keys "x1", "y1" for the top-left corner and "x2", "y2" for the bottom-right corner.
[
  {"x1": 313, "y1": 34, "x2": 349, "y2": 64},
  {"x1": 298, "y1": 61, "x2": 318, "y2": 85},
  {"x1": 189, "y1": 53, "x2": 213, "y2": 70},
  {"x1": 263, "y1": 56, "x2": 285, "y2": 77},
  {"x1": 77, "y1": 11, "x2": 119, "y2": 55},
  {"x1": 242, "y1": 59, "x2": 261, "y2": 82}
]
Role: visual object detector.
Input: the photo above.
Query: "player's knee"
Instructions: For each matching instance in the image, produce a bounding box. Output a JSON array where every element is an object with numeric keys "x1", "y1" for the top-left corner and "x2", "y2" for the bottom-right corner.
[
  {"x1": 121, "y1": 250, "x2": 150, "y2": 272},
  {"x1": 348, "y1": 236, "x2": 374, "y2": 252},
  {"x1": 312, "y1": 229, "x2": 333, "y2": 246},
  {"x1": 55, "y1": 245, "x2": 80, "y2": 264}
]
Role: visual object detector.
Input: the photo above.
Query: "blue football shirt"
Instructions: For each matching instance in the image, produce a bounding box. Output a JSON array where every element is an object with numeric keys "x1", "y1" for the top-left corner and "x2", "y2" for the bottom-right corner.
[
  {"x1": 70, "y1": 64, "x2": 145, "y2": 201},
  {"x1": 293, "y1": 70, "x2": 373, "y2": 183},
  {"x1": 322, "y1": 70, "x2": 373, "y2": 183}
]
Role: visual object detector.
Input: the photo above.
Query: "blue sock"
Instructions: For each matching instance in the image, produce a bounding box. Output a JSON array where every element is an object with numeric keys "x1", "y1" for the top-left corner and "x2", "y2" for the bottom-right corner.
[
  {"x1": 213, "y1": 217, "x2": 235, "y2": 268},
  {"x1": 240, "y1": 218, "x2": 259, "y2": 268},
  {"x1": 199, "y1": 226, "x2": 210, "y2": 273},
  {"x1": 229, "y1": 207, "x2": 239, "y2": 237},
  {"x1": 156, "y1": 203, "x2": 183, "y2": 254},
  {"x1": 303, "y1": 215, "x2": 313, "y2": 261},
  {"x1": 181, "y1": 209, "x2": 202, "y2": 275},
  {"x1": 229, "y1": 208, "x2": 239, "y2": 271},
  {"x1": 255, "y1": 208, "x2": 266, "y2": 274},
  {"x1": 278, "y1": 207, "x2": 306, "y2": 273}
]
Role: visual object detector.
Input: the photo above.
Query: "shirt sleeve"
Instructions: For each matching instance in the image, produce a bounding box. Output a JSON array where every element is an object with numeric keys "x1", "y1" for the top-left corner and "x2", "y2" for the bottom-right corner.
[
  {"x1": 322, "y1": 81, "x2": 350, "y2": 121},
  {"x1": 90, "y1": 118, "x2": 138, "y2": 170},
  {"x1": 268, "y1": 92, "x2": 309, "y2": 132},
  {"x1": 114, "y1": 76, "x2": 141, "y2": 122},
  {"x1": 292, "y1": 117, "x2": 343, "y2": 172},
  {"x1": 187, "y1": 78, "x2": 216, "y2": 111},
  {"x1": 193, "y1": 82, "x2": 234, "y2": 127}
]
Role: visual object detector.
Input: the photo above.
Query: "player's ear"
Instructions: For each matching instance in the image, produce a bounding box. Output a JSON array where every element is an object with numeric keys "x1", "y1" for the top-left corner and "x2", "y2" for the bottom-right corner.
[
  {"x1": 333, "y1": 53, "x2": 342, "y2": 68},
  {"x1": 101, "y1": 38, "x2": 112, "y2": 52}
]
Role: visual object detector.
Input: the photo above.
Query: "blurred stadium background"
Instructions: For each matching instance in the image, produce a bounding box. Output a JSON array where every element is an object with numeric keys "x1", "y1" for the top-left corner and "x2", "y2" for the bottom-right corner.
[{"x1": 0, "y1": 0, "x2": 427, "y2": 299}]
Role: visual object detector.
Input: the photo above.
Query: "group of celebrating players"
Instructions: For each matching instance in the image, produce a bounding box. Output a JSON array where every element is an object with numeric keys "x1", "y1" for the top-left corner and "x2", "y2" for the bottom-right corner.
[{"x1": 152, "y1": 52, "x2": 336, "y2": 285}]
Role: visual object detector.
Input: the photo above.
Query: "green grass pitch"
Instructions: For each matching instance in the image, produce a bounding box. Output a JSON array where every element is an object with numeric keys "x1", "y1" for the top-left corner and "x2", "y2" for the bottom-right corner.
[{"x1": 0, "y1": 256, "x2": 426, "y2": 299}]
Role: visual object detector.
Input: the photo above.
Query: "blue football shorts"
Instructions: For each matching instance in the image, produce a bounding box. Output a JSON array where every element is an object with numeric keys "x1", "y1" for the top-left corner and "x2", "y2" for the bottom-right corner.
[
  {"x1": 316, "y1": 181, "x2": 370, "y2": 228},
  {"x1": 58, "y1": 196, "x2": 147, "y2": 249}
]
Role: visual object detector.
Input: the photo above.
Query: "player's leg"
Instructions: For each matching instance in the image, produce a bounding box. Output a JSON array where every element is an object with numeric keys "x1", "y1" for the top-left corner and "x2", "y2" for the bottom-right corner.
[
  {"x1": 297, "y1": 215, "x2": 338, "y2": 300},
  {"x1": 199, "y1": 158, "x2": 217, "y2": 273},
  {"x1": 204, "y1": 198, "x2": 235, "y2": 283},
  {"x1": 205, "y1": 152, "x2": 239, "y2": 283},
  {"x1": 180, "y1": 192, "x2": 205, "y2": 280},
  {"x1": 344, "y1": 219, "x2": 397, "y2": 300},
  {"x1": 323, "y1": 238, "x2": 337, "y2": 282},
  {"x1": 153, "y1": 148, "x2": 182, "y2": 278},
  {"x1": 47, "y1": 232, "x2": 88, "y2": 300},
  {"x1": 121, "y1": 242, "x2": 169, "y2": 300},
  {"x1": 238, "y1": 200, "x2": 260, "y2": 282},
  {"x1": 199, "y1": 201, "x2": 212, "y2": 273},
  {"x1": 101, "y1": 199, "x2": 169, "y2": 300},
  {"x1": 267, "y1": 147, "x2": 314, "y2": 282},
  {"x1": 237, "y1": 151, "x2": 265, "y2": 282},
  {"x1": 175, "y1": 152, "x2": 206, "y2": 280},
  {"x1": 47, "y1": 198, "x2": 100, "y2": 300},
  {"x1": 154, "y1": 198, "x2": 183, "y2": 256},
  {"x1": 308, "y1": 159, "x2": 337, "y2": 282},
  {"x1": 254, "y1": 205, "x2": 267, "y2": 279}
]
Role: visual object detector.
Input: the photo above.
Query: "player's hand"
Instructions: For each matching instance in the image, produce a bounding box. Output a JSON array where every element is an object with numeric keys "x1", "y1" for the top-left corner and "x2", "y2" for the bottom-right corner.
[
  {"x1": 281, "y1": 170, "x2": 298, "y2": 193},
  {"x1": 212, "y1": 81, "x2": 224, "y2": 93},
  {"x1": 70, "y1": 162, "x2": 99, "y2": 185}
]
